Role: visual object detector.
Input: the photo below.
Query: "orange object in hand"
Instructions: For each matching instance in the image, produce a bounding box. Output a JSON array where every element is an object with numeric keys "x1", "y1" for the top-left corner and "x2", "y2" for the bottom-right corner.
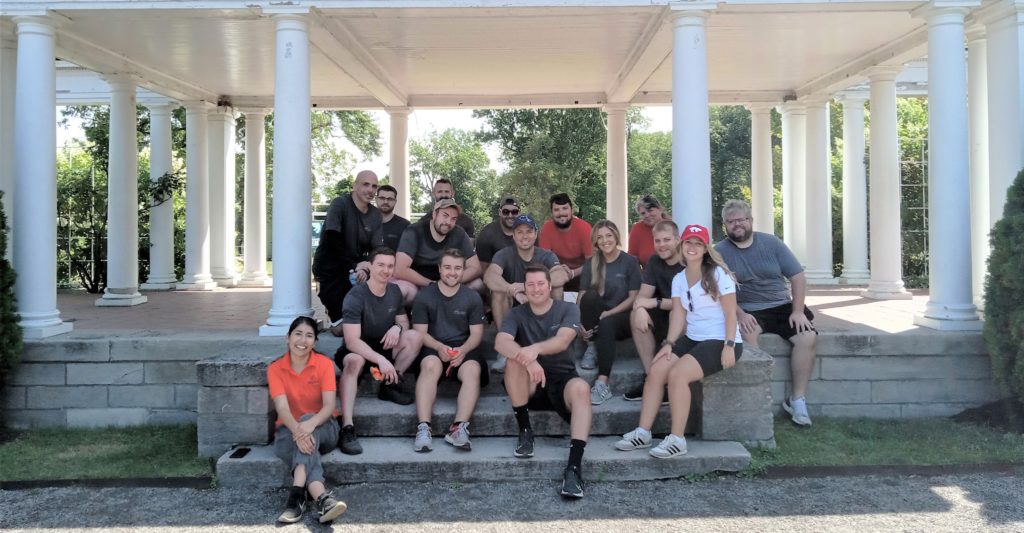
[
  {"x1": 445, "y1": 348, "x2": 460, "y2": 376},
  {"x1": 370, "y1": 366, "x2": 384, "y2": 381}
]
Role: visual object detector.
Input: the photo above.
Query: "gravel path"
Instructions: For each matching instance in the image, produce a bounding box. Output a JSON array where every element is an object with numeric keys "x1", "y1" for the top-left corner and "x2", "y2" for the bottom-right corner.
[{"x1": 2, "y1": 472, "x2": 1023, "y2": 532}]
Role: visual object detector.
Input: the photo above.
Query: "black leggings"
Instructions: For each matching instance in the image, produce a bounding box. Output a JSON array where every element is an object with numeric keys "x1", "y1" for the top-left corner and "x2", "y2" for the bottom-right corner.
[{"x1": 580, "y1": 291, "x2": 632, "y2": 378}]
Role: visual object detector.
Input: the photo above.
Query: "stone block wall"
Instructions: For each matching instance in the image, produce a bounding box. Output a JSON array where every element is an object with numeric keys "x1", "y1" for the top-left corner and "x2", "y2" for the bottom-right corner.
[{"x1": 195, "y1": 353, "x2": 277, "y2": 457}]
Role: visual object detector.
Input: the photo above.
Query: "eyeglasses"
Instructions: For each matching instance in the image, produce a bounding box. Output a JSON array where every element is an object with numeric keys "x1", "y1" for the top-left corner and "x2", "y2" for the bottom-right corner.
[
  {"x1": 501, "y1": 209, "x2": 520, "y2": 216},
  {"x1": 725, "y1": 217, "x2": 751, "y2": 226},
  {"x1": 685, "y1": 288, "x2": 695, "y2": 312},
  {"x1": 377, "y1": 196, "x2": 396, "y2": 202}
]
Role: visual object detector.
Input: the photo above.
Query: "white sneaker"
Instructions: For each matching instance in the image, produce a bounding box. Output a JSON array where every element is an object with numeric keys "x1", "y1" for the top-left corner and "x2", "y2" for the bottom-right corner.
[
  {"x1": 414, "y1": 422, "x2": 432, "y2": 452},
  {"x1": 491, "y1": 356, "x2": 507, "y2": 374},
  {"x1": 580, "y1": 343, "x2": 597, "y2": 370},
  {"x1": 782, "y1": 396, "x2": 813, "y2": 426},
  {"x1": 649, "y1": 434, "x2": 687, "y2": 458},
  {"x1": 614, "y1": 428, "x2": 653, "y2": 451},
  {"x1": 590, "y1": 380, "x2": 612, "y2": 405}
]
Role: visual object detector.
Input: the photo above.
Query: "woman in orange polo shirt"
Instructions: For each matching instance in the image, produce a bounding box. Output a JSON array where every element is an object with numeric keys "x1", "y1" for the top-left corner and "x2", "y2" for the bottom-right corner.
[{"x1": 268, "y1": 316, "x2": 348, "y2": 524}]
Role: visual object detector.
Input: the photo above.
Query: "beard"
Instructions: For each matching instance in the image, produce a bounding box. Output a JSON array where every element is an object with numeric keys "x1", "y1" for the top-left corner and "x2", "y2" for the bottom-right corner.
[
  {"x1": 553, "y1": 217, "x2": 572, "y2": 230},
  {"x1": 728, "y1": 226, "x2": 750, "y2": 242}
]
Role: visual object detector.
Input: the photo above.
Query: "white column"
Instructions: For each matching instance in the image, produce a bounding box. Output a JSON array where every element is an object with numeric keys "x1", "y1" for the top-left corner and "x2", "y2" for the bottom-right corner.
[
  {"x1": 748, "y1": 104, "x2": 774, "y2": 234},
  {"x1": 778, "y1": 102, "x2": 807, "y2": 259},
  {"x1": 802, "y1": 96, "x2": 836, "y2": 283},
  {"x1": 208, "y1": 106, "x2": 239, "y2": 287},
  {"x1": 863, "y1": 66, "x2": 911, "y2": 300},
  {"x1": 388, "y1": 108, "x2": 411, "y2": 219},
  {"x1": 967, "y1": 27, "x2": 990, "y2": 307},
  {"x1": 141, "y1": 102, "x2": 178, "y2": 290},
  {"x1": 914, "y1": 4, "x2": 982, "y2": 329},
  {"x1": 261, "y1": 13, "x2": 313, "y2": 335},
  {"x1": 838, "y1": 94, "x2": 870, "y2": 284},
  {"x1": 1, "y1": 40, "x2": 15, "y2": 262},
  {"x1": 983, "y1": 3, "x2": 1023, "y2": 264},
  {"x1": 671, "y1": 6, "x2": 715, "y2": 228},
  {"x1": 12, "y1": 17, "x2": 72, "y2": 338},
  {"x1": 606, "y1": 103, "x2": 630, "y2": 246},
  {"x1": 97, "y1": 76, "x2": 147, "y2": 307},
  {"x1": 238, "y1": 109, "x2": 272, "y2": 287},
  {"x1": 177, "y1": 101, "x2": 217, "y2": 290}
]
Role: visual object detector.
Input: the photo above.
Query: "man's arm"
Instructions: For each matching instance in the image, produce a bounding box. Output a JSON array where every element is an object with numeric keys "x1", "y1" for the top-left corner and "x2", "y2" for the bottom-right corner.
[
  {"x1": 412, "y1": 323, "x2": 446, "y2": 353},
  {"x1": 549, "y1": 264, "x2": 569, "y2": 288},
  {"x1": 395, "y1": 252, "x2": 433, "y2": 287},
  {"x1": 342, "y1": 323, "x2": 388, "y2": 365},
  {"x1": 495, "y1": 331, "x2": 522, "y2": 360},
  {"x1": 461, "y1": 323, "x2": 484, "y2": 353},
  {"x1": 462, "y1": 255, "x2": 483, "y2": 283},
  {"x1": 632, "y1": 283, "x2": 658, "y2": 309},
  {"x1": 483, "y1": 263, "x2": 511, "y2": 293},
  {"x1": 515, "y1": 326, "x2": 577, "y2": 365},
  {"x1": 787, "y1": 272, "x2": 814, "y2": 333}
]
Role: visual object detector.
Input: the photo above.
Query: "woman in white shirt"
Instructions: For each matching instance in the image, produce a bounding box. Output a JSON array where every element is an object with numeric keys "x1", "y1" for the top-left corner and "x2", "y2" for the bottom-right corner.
[{"x1": 614, "y1": 224, "x2": 742, "y2": 458}]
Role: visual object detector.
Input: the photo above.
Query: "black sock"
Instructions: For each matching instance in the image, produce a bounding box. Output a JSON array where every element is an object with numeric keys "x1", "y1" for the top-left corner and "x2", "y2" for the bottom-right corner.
[
  {"x1": 568, "y1": 439, "x2": 586, "y2": 470},
  {"x1": 419, "y1": 420, "x2": 431, "y2": 427},
  {"x1": 288, "y1": 485, "x2": 304, "y2": 502},
  {"x1": 513, "y1": 405, "x2": 532, "y2": 431}
]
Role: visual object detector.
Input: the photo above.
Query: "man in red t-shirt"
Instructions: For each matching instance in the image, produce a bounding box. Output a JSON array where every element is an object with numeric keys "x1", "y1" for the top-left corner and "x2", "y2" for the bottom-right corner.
[
  {"x1": 539, "y1": 192, "x2": 592, "y2": 296},
  {"x1": 627, "y1": 194, "x2": 672, "y2": 268}
]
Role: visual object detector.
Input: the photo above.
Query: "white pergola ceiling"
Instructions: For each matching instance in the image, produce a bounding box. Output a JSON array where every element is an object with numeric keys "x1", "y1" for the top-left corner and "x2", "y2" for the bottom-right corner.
[{"x1": 2, "y1": 1, "x2": 930, "y2": 108}]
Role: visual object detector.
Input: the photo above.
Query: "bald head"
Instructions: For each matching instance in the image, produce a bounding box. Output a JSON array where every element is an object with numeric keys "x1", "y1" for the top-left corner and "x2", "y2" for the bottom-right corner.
[{"x1": 353, "y1": 170, "x2": 379, "y2": 206}]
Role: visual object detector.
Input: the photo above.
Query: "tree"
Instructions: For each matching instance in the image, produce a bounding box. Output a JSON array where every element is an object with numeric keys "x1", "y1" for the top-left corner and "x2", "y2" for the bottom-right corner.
[
  {"x1": 0, "y1": 190, "x2": 23, "y2": 432},
  {"x1": 410, "y1": 129, "x2": 498, "y2": 224},
  {"x1": 983, "y1": 168, "x2": 1024, "y2": 404}
]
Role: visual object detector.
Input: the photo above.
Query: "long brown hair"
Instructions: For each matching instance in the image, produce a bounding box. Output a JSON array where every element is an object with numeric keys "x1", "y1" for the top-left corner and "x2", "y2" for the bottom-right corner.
[
  {"x1": 588, "y1": 220, "x2": 621, "y2": 295},
  {"x1": 681, "y1": 238, "x2": 735, "y2": 301}
]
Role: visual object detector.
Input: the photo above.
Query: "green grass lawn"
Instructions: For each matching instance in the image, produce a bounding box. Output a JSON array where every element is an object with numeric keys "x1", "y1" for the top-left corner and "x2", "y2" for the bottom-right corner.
[
  {"x1": 0, "y1": 425, "x2": 211, "y2": 482},
  {"x1": 750, "y1": 416, "x2": 1024, "y2": 471}
]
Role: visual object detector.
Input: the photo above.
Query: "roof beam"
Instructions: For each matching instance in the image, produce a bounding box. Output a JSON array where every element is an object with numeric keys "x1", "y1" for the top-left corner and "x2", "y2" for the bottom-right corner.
[
  {"x1": 308, "y1": 8, "x2": 406, "y2": 108},
  {"x1": 605, "y1": 6, "x2": 671, "y2": 103}
]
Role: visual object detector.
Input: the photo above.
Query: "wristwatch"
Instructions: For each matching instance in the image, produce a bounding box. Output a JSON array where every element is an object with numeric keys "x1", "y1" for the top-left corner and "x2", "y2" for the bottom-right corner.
[{"x1": 725, "y1": 340, "x2": 736, "y2": 347}]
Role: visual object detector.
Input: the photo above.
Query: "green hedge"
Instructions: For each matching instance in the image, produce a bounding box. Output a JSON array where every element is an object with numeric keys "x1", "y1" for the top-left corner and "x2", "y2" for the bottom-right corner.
[
  {"x1": 0, "y1": 191, "x2": 24, "y2": 429},
  {"x1": 984, "y1": 168, "x2": 1024, "y2": 402}
]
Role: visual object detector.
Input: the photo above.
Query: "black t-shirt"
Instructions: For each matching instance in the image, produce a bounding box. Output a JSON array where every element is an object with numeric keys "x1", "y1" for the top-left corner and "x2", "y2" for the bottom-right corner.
[
  {"x1": 476, "y1": 221, "x2": 515, "y2": 264},
  {"x1": 642, "y1": 254, "x2": 684, "y2": 299},
  {"x1": 341, "y1": 282, "x2": 405, "y2": 341},
  {"x1": 397, "y1": 222, "x2": 476, "y2": 281},
  {"x1": 499, "y1": 300, "x2": 580, "y2": 374},
  {"x1": 381, "y1": 215, "x2": 410, "y2": 252},
  {"x1": 580, "y1": 252, "x2": 642, "y2": 309},
  {"x1": 491, "y1": 246, "x2": 560, "y2": 284},
  {"x1": 312, "y1": 194, "x2": 383, "y2": 279},
  {"x1": 411, "y1": 283, "x2": 485, "y2": 346}
]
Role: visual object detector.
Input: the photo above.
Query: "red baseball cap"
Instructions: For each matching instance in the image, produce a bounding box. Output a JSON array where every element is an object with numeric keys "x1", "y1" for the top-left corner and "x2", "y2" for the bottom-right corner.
[{"x1": 680, "y1": 224, "x2": 710, "y2": 245}]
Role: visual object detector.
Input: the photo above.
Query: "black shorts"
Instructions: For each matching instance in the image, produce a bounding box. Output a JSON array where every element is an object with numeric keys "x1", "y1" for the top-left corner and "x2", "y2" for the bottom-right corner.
[
  {"x1": 749, "y1": 303, "x2": 816, "y2": 341},
  {"x1": 527, "y1": 369, "x2": 580, "y2": 423},
  {"x1": 317, "y1": 273, "x2": 354, "y2": 323},
  {"x1": 410, "y1": 347, "x2": 490, "y2": 388},
  {"x1": 562, "y1": 275, "x2": 581, "y2": 293},
  {"x1": 671, "y1": 336, "x2": 744, "y2": 378},
  {"x1": 334, "y1": 338, "x2": 395, "y2": 380},
  {"x1": 649, "y1": 308, "x2": 670, "y2": 342}
]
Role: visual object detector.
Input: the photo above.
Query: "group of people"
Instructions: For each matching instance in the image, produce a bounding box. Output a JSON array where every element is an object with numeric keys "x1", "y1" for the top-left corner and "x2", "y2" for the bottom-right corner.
[{"x1": 268, "y1": 169, "x2": 820, "y2": 522}]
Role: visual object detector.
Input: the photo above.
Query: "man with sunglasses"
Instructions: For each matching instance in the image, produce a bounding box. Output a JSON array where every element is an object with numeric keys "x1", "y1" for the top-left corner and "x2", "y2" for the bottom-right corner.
[
  {"x1": 376, "y1": 185, "x2": 409, "y2": 252},
  {"x1": 714, "y1": 199, "x2": 817, "y2": 427},
  {"x1": 628, "y1": 194, "x2": 672, "y2": 268},
  {"x1": 539, "y1": 192, "x2": 592, "y2": 294},
  {"x1": 476, "y1": 195, "x2": 524, "y2": 273}
]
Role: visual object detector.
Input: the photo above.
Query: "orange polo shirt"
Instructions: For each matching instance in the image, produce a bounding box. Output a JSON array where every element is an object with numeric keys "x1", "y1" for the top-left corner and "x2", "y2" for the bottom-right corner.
[{"x1": 267, "y1": 352, "x2": 338, "y2": 426}]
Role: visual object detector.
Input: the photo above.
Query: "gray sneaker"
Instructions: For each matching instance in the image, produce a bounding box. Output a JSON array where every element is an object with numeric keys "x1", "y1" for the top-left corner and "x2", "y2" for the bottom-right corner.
[
  {"x1": 444, "y1": 421, "x2": 472, "y2": 450},
  {"x1": 590, "y1": 380, "x2": 612, "y2": 405},
  {"x1": 491, "y1": 356, "x2": 508, "y2": 373},
  {"x1": 614, "y1": 427, "x2": 653, "y2": 451},
  {"x1": 414, "y1": 422, "x2": 433, "y2": 452},
  {"x1": 782, "y1": 396, "x2": 813, "y2": 426},
  {"x1": 649, "y1": 434, "x2": 688, "y2": 458},
  {"x1": 580, "y1": 343, "x2": 597, "y2": 370}
]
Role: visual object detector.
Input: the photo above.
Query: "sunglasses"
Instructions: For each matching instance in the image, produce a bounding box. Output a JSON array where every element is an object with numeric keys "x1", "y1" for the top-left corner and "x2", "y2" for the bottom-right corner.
[
  {"x1": 685, "y1": 288, "x2": 695, "y2": 312},
  {"x1": 501, "y1": 209, "x2": 520, "y2": 216}
]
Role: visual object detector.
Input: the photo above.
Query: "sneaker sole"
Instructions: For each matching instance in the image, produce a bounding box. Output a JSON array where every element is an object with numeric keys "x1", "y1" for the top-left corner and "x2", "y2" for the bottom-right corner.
[
  {"x1": 513, "y1": 450, "x2": 534, "y2": 458},
  {"x1": 277, "y1": 511, "x2": 304, "y2": 524},
  {"x1": 614, "y1": 441, "x2": 652, "y2": 451},
  {"x1": 318, "y1": 501, "x2": 348, "y2": 523},
  {"x1": 781, "y1": 402, "x2": 813, "y2": 427},
  {"x1": 444, "y1": 436, "x2": 472, "y2": 451},
  {"x1": 590, "y1": 396, "x2": 610, "y2": 406},
  {"x1": 650, "y1": 449, "x2": 688, "y2": 459},
  {"x1": 414, "y1": 445, "x2": 432, "y2": 453},
  {"x1": 559, "y1": 489, "x2": 584, "y2": 499},
  {"x1": 339, "y1": 446, "x2": 362, "y2": 456}
]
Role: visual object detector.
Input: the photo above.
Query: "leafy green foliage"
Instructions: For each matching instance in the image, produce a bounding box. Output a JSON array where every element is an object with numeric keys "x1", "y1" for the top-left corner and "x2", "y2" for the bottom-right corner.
[
  {"x1": 409, "y1": 129, "x2": 498, "y2": 225},
  {"x1": 984, "y1": 168, "x2": 1024, "y2": 402},
  {"x1": 0, "y1": 190, "x2": 23, "y2": 430}
]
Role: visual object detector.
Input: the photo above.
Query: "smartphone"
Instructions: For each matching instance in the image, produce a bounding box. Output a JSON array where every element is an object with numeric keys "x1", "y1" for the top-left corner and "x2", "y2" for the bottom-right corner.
[{"x1": 229, "y1": 447, "x2": 250, "y2": 459}]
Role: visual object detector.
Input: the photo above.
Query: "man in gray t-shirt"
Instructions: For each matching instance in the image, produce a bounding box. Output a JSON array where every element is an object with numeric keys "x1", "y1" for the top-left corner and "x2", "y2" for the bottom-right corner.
[
  {"x1": 714, "y1": 199, "x2": 817, "y2": 428},
  {"x1": 409, "y1": 249, "x2": 488, "y2": 453},
  {"x1": 495, "y1": 265, "x2": 591, "y2": 499},
  {"x1": 395, "y1": 199, "x2": 483, "y2": 304}
]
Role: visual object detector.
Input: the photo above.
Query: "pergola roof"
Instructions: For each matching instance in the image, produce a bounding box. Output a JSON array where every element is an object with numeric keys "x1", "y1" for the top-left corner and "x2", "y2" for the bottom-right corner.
[{"x1": 2, "y1": 1, "x2": 929, "y2": 108}]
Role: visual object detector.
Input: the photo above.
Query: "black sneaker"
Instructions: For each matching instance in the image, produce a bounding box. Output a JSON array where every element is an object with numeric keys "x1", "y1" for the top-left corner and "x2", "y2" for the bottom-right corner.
[
  {"x1": 316, "y1": 491, "x2": 348, "y2": 523},
  {"x1": 277, "y1": 486, "x2": 306, "y2": 523},
  {"x1": 560, "y1": 465, "x2": 585, "y2": 499},
  {"x1": 623, "y1": 383, "x2": 645, "y2": 401},
  {"x1": 514, "y1": 427, "x2": 535, "y2": 458},
  {"x1": 378, "y1": 382, "x2": 414, "y2": 405},
  {"x1": 338, "y1": 424, "x2": 363, "y2": 455}
]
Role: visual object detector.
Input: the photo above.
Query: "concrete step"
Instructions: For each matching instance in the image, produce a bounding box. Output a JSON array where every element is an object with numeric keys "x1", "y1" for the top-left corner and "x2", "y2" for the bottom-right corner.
[
  {"x1": 216, "y1": 436, "x2": 751, "y2": 488},
  {"x1": 348, "y1": 394, "x2": 699, "y2": 437}
]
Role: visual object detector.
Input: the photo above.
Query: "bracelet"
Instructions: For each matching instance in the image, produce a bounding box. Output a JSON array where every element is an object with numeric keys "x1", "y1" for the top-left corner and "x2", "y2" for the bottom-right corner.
[
  {"x1": 661, "y1": 339, "x2": 674, "y2": 347},
  {"x1": 392, "y1": 323, "x2": 403, "y2": 332}
]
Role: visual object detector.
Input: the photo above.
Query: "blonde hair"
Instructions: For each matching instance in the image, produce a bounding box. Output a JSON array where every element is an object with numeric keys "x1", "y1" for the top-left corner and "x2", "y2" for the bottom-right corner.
[{"x1": 588, "y1": 220, "x2": 622, "y2": 295}]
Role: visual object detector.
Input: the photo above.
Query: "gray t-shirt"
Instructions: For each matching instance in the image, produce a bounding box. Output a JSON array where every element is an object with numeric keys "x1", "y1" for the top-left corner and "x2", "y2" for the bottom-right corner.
[
  {"x1": 642, "y1": 254, "x2": 683, "y2": 299},
  {"x1": 499, "y1": 300, "x2": 580, "y2": 375},
  {"x1": 580, "y1": 252, "x2": 642, "y2": 309},
  {"x1": 397, "y1": 221, "x2": 476, "y2": 281},
  {"x1": 714, "y1": 232, "x2": 804, "y2": 312},
  {"x1": 491, "y1": 246, "x2": 560, "y2": 284},
  {"x1": 341, "y1": 282, "x2": 405, "y2": 341},
  {"x1": 411, "y1": 283, "x2": 485, "y2": 346}
]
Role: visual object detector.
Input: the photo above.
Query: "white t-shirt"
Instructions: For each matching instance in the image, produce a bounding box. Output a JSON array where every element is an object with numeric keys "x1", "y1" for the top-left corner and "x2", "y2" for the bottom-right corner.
[{"x1": 671, "y1": 266, "x2": 742, "y2": 342}]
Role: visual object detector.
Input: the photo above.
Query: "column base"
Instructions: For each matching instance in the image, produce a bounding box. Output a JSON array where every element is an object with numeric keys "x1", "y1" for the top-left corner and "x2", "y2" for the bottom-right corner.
[
  {"x1": 259, "y1": 323, "x2": 288, "y2": 336},
  {"x1": 913, "y1": 313, "x2": 984, "y2": 331},
  {"x1": 140, "y1": 282, "x2": 176, "y2": 291},
  {"x1": 176, "y1": 280, "x2": 218, "y2": 291},
  {"x1": 914, "y1": 301, "x2": 982, "y2": 330},
  {"x1": 804, "y1": 273, "x2": 840, "y2": 285},
  {"x1": 95, "y1": 292, "x2": 148, "y2": 307},
  {"x1": 238, "y1": 274, "x2": 273, "y2": 288},
  {"x1": 862, "y1": 280, "x2": 912, "y2": 300},
  {"x1": 839, "y1": 269, "x2": 870, "y2": 285},
  {"x1": 21, "y1": 321, "x2": 74, "y2": 340},
  {"x1": 214, "y1": 274, "x2": 240, "y2": 288}
]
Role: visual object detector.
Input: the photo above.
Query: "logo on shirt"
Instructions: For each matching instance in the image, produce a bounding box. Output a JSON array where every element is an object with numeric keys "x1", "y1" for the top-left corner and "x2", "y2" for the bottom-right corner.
[{"x1": 453, "y1": 309, "x2": 467, "y2": 316}]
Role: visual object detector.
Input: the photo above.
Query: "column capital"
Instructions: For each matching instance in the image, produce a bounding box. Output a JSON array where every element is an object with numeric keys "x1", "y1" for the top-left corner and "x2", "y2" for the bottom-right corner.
[
  {"x1": 971, "y1": 0, "x2": 1023, "y2": 25},
  {"x1": 139, "y1": 97, "x2": 179, "y2": 111},
  {"x1": 12, "y1": 15, "x2": 59, "y2": 36},
  {"x1": 776, "y1": 101, "x2": 806, "y2": 115},
  {"x1": 207, "y1": 105, "x2": 235, "y2": 120},
  {"x1": 744, "y1": 103, "x2": 774, "y2": 114},
  {"x1": 670, "y1": 1, "x2": 719, "y2": 17},
  {"x1": 183, "y1": 100, "x2": 215, "y2": 113},
  {"x1": 262, "y1": 7, "x2": 311, "y2": 17},
  {"x1": 603, "y1": 102, "x2": 629, "y2": 114},
  {"x1": 798, "y1": 94, "x2": 831, "y2": 106},
  {"x1": 834, "y1": 93, "x2": 869, "y2": 106},
  {"x1": 238, "y1": 107, "x2": 272, "y2": 116},
  {"x1": 965, "y1": 24, "x2": 987, "y2": 41},
  {"x1": 912, "y1": 1, "x2": 978, "y2": 23},
  {"x1": 865, "y1": 64, "x2": 905, "y2": 81},
  {"x1": 386, "y1": 107, "x2": 411, "y2": 117},
  {"x1": 101, "y1": 74, "x2": 138, "y2": 91}
]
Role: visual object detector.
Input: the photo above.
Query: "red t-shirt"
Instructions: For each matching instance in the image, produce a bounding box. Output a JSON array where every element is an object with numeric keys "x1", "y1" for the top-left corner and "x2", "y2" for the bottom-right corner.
[
  {"x1": 539, "y1": 217, "x2": 593, "y2": 270},
  {"x1": 267, "y1": 352, "x2": 338, "y2": 426},
  {"x1": 628, "y1": 221, "x2": 657, "y2": 268}
]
